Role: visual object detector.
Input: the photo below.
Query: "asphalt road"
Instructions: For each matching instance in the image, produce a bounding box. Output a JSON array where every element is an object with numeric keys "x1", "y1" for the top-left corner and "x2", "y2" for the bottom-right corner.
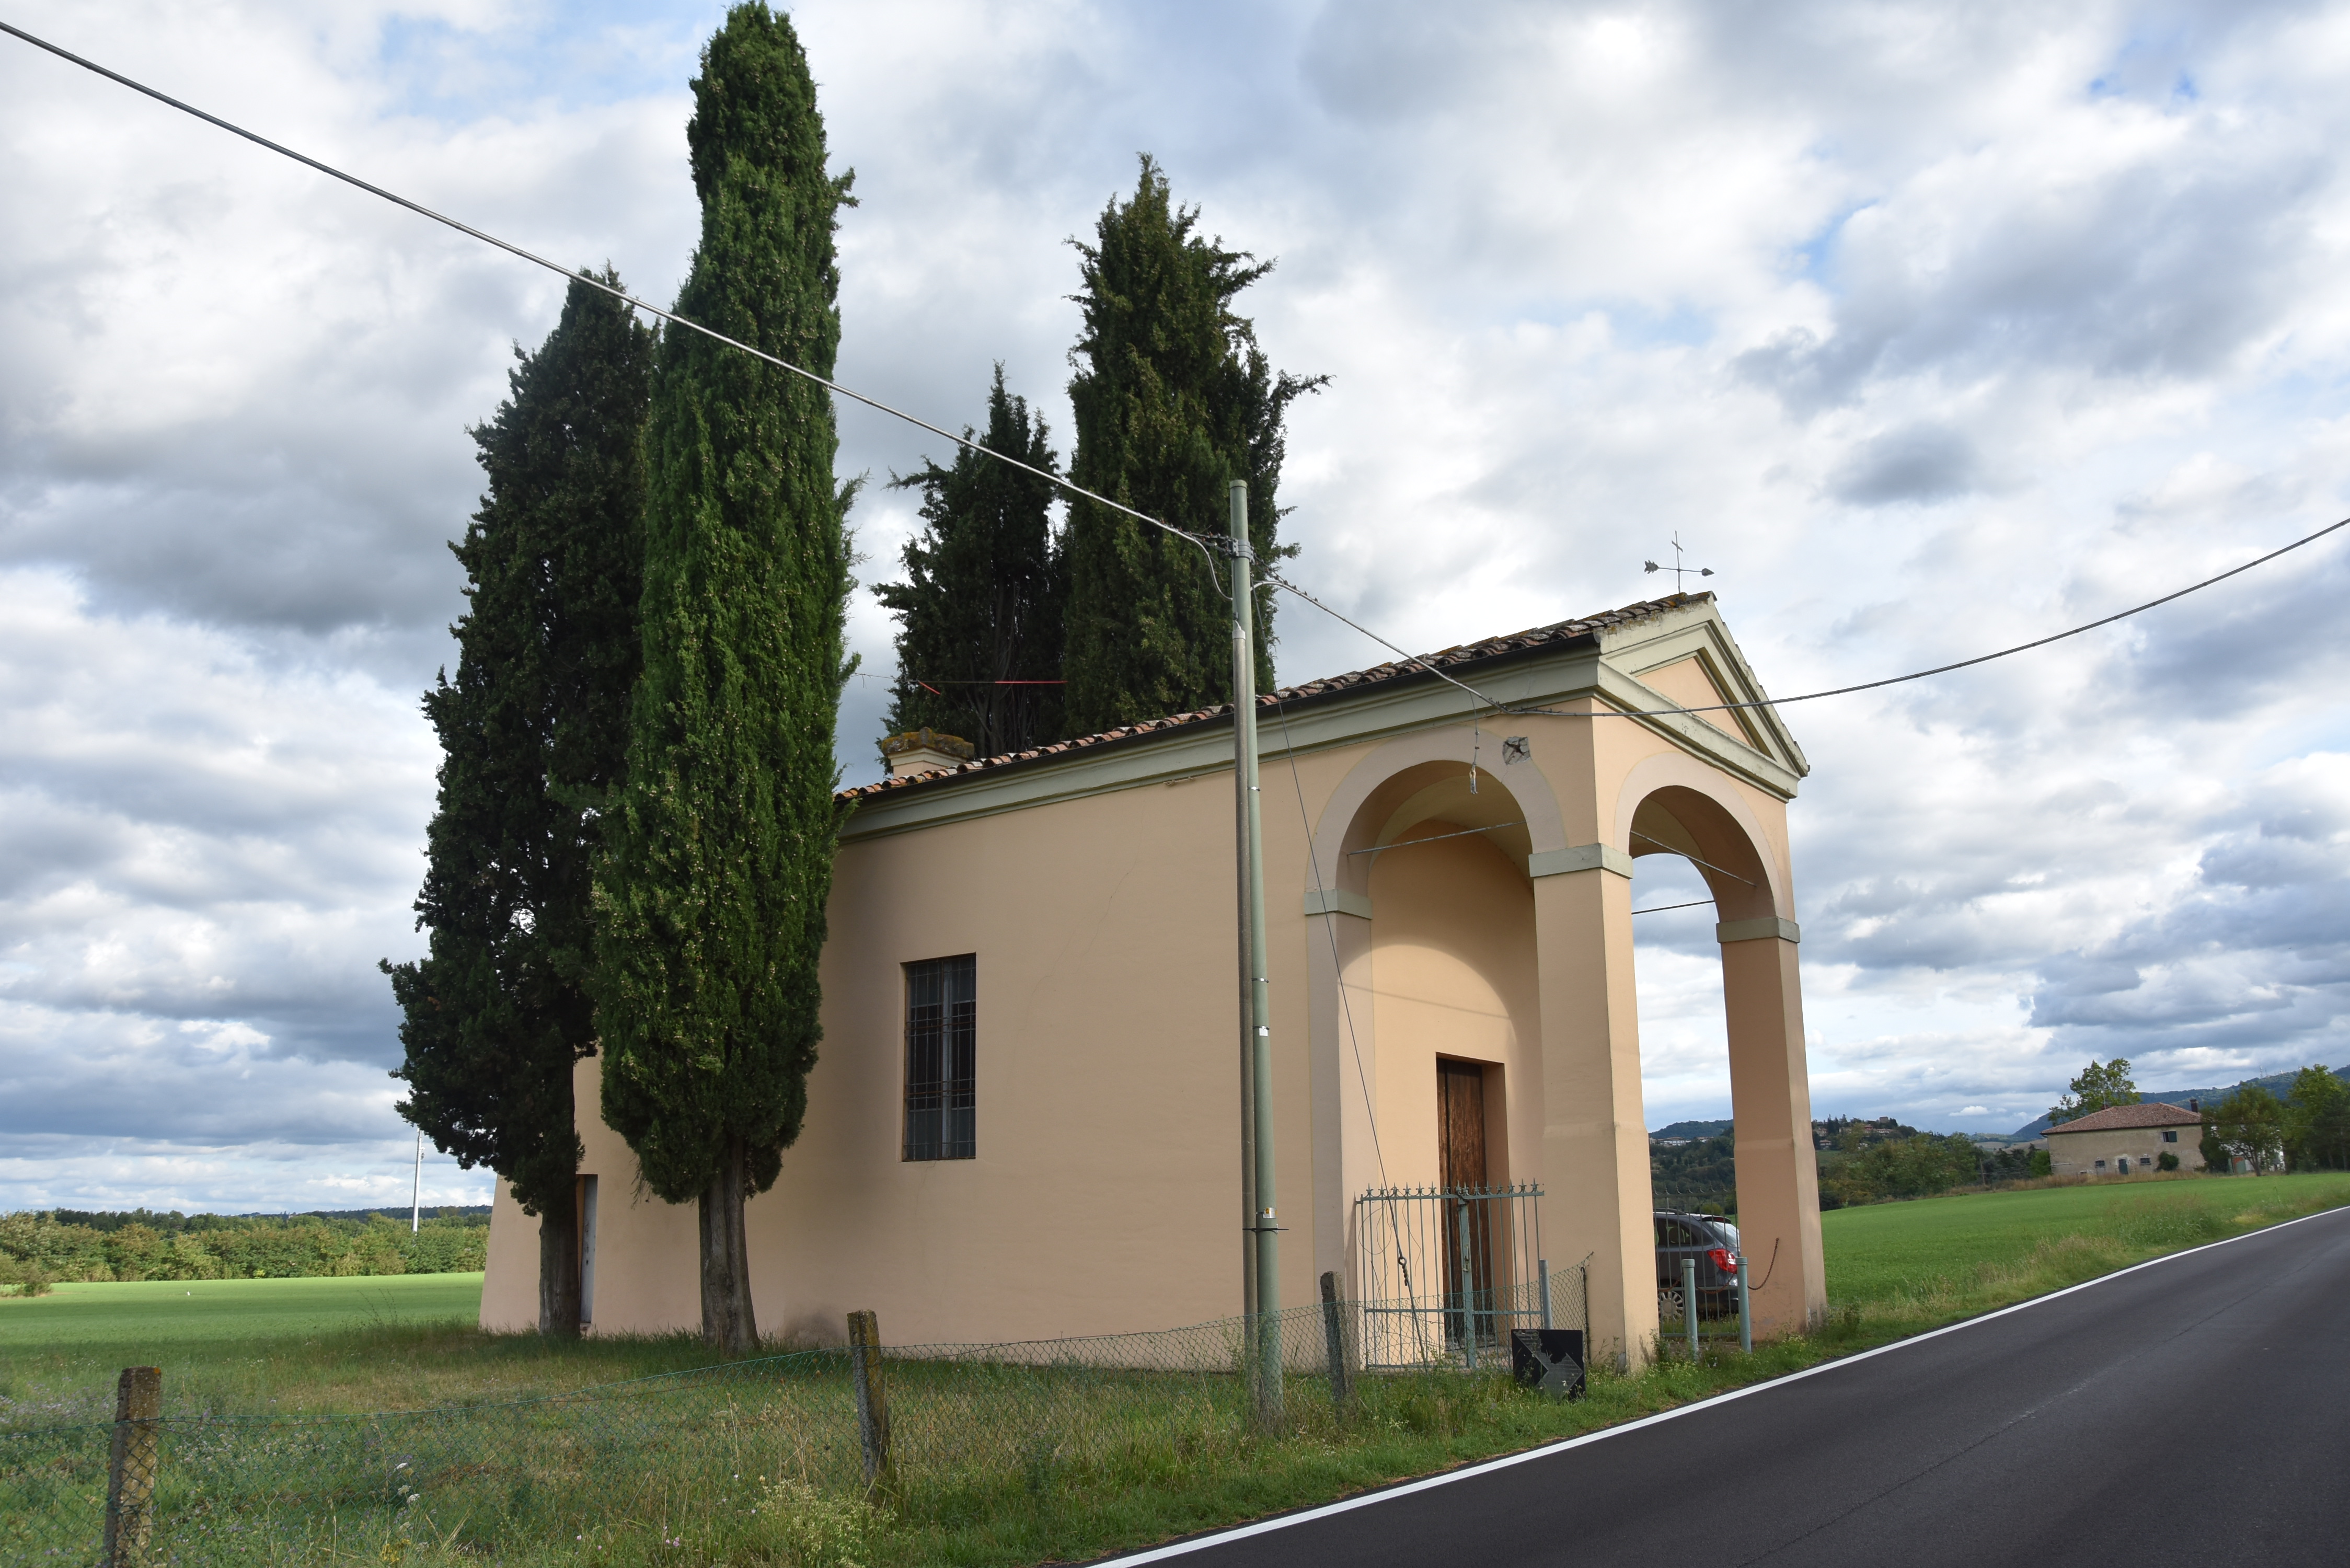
[{"x1": 1111, "y1": 1205, "x2": 2350, "y2": 1566}]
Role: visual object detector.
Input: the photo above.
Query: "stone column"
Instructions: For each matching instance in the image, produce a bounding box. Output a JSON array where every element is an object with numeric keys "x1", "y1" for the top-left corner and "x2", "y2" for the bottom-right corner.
[
  {"x1": 1532, "y1": 844, "x2": 1658, "y2": 1368},
  {"x1": 1719, "y1": 919, "x2": 1827, "y2": 1336}
]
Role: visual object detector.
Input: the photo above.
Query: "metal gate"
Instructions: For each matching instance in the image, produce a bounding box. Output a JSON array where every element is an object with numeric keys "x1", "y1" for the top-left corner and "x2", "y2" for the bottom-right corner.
[{"x1": 1354, "y1": 1183, "x2": 1547, "y2": 1368}]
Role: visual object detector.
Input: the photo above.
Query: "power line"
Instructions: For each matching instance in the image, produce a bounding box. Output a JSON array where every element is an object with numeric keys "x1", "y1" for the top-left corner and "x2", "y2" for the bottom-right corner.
[
  {"x1": 1268, "y1": 514, "x2": 2350, "y2": 726},
  {"x1": 9, "y1": 17, "x2": 2344, "y2": 734},
  {"x1": 0, "y1": 17, "x2": 1230, "y2": 587},
  {"x1": 1535, "y1": 513, "x2": 2350, "y2": 722},
  {"x1": 1344, "y1": 821, "x2": 1525, "y2": 857},
  {"x1": 1272, "y1": 695, "x2": 1388, "y2": 1189},
  {"x1": 1629, "y1": 830, "x2": 1755, "y2": 887}
]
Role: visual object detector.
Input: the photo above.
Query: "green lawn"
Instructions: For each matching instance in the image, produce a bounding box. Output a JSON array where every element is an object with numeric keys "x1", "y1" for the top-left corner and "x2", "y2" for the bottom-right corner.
[
  {"x1": 6, "y1": 1177, "x2": 2348, "y2": 1568},
  {"x1": 1822, "y1": 1172, "x2": 2350, "y2": 1311},
  {"x1": 0, "y1": 1271, "x2": 483, "y2": 1350}
]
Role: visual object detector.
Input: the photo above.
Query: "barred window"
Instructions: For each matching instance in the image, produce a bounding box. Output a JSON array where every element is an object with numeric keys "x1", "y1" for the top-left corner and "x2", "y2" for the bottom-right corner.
[{"x1": 904, "y1": 955, "x2": 976, "y2": 1160}]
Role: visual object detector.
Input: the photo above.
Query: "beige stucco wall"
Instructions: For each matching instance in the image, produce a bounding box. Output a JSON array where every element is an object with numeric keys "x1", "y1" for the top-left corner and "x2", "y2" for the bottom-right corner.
[
  {"x1": 480, "y1": 1178, "x2": 538, "y2": 1332},
  {"x1": 476, "y1": 597, "x2": 1825, "y2": 1358},
  {"x1": 2046, "y1": 1125, "x2": 2202, "y2": 1177},
  {"x1": 1365, "y1": 825, "x2": 1541, "y2": 1193}
]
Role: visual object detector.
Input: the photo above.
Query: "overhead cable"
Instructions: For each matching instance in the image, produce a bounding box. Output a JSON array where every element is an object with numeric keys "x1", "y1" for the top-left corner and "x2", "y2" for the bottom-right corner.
[
  {"x1": 1344, "y1": 822, "x2": 1525, "y2": 857},
  {"x1": 10, "y1": 17, "x2": 2344, "y2": 731},
  {"x1": 1629, "y1": 830, "x2": 1756, "y2": 887},
  {"x1": 1272, "y1": 696, "x2": 1389, "y2": 1187},
  {"x1": 1268, "y1": 513, "x2": 2350, "y2": 727},
  {"x1": 0, "y1": 17, "x2": 1229, "y2": 586}
]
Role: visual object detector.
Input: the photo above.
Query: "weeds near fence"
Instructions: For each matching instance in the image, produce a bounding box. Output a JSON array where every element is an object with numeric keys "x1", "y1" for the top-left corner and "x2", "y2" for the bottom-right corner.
[
  {"x1": 7, "y1": 1178, "x2": 2346, "y2": 1568},
  {"x1": 2, "y1": 1276, "x2": 1593, "y2": 1568}
]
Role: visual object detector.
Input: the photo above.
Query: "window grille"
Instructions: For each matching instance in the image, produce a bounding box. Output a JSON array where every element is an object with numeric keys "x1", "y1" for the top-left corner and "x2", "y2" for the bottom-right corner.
[{"x1": 903, "y1": 955, "x2": 975, "y2": 1160}]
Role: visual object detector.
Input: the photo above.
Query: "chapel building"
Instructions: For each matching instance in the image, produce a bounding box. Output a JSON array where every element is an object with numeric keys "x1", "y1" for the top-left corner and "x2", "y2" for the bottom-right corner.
[{"x1": 477, "y1": 592, "x2": 1829, "y2": 1360}]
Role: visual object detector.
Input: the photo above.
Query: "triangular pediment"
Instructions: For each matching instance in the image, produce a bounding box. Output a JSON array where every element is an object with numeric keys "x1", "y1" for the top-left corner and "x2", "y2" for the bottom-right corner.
[
  {"x1": 1630, "y1": 654, "x2": 1756, "y2": 747},
  {"x1": 1594, "y1": 600, "x2": 1808, "y2": 780}
]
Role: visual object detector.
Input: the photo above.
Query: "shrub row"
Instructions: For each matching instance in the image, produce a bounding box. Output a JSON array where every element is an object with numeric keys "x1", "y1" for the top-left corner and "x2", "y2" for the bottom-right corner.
[{"x1": 0, "y1": 1210, "x2": 488, "y2": 1284}]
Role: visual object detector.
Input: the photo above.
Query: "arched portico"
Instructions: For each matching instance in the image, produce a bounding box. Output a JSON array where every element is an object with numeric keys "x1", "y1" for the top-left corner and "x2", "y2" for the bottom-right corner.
[
  {"x1": 1300, "y1": 675, "x2": 1824, "y2": 1366},
  {"x1": 1619, "y1": 756, "x2": 1827, "y2": 1342},
  {"x1": 1301, "y1": 730, "x2": 1567, "y2": 1304}
]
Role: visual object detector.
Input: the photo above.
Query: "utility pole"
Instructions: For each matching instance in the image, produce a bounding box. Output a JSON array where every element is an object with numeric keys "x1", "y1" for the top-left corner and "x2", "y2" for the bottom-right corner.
[
  {"x1": 1230, "y1": 478, "x2": 1282, "y2": 1423},
  {"x1": 410, "y1": 1127, "x2": 423, "y2": 1233}
]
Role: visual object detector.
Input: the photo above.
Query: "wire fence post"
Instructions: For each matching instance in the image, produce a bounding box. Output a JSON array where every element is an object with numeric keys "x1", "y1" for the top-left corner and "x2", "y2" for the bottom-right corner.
[
  {"x1": 1319, "y1": 1271, "x2": 1353, "y2": 1413},
  {"x1": 1538, "y1": 1257, "x2": 1553, "y2": 1329},
  {"x1": 1680, "y1": 1258, "x2": 1699, "y2": 1358},
  {"x1": 1736, "y1": 1254, "x2": 1753, "y2": 1354},
  {"x1": 1455, "y1": 1197, "x2": 1477, "y2": 1370},
  {"x1": 103, "y1": 1365, "x2": 161, "y2": 1567},
  {"x1": 846, "y1": 1311, "x2": 895, "y2": 1502}
]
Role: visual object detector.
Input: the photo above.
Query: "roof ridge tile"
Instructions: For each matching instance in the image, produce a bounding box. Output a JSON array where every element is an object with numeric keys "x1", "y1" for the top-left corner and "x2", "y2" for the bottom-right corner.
[{"x1": 840, "y1": 591, "x2": 1710, "y2": 801}]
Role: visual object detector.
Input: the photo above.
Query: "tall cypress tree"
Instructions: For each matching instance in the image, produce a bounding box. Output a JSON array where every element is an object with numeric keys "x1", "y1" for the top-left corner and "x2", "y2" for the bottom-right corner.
[
  {"x1": 875, "y1": 366, "x2": 1065, "y2": 758},
  {"x1": 1060, "y1": 155, "x2": 1322, "y2": 736},
  {"x1": 592, "y1": 3, "x2": 856, "y2": 1354},
  {"x1": 384, "y1": 271, "x2": 653, "y2": 1338}
]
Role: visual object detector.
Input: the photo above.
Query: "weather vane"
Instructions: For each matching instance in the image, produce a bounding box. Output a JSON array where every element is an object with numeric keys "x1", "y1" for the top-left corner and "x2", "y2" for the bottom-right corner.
[{"x1": 1643, "y1": 533, "x2": 1714, "y2": 594}]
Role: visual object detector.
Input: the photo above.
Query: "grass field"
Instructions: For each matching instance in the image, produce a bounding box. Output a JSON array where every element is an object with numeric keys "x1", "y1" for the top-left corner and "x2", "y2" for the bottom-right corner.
[
  {"x1": 1819, "y1": 1171, "x2": 2350, "y2": 1330},
  {"x1": 0, "y1": 1272, "x2": 483, "y2": 1350},
  {"x1": 5, "y1": 1173, "x2": 2347, "y2": 1567}
]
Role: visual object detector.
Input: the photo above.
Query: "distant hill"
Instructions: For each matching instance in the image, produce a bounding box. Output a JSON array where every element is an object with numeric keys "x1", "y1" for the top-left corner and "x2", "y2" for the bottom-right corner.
[
  {"x1": 2011, "y1": 1066, "x2": 2348, "y2": 1139},
  {"x1": 263, "y1": 1206, "x2": 492, "y2": 1223},
  {"x1": 1651, "y1": 1119, "x2": 1733, "y2": 1142},
  {"x1": 28, "y1": 1205, "x2": 491, "y2": 1231}
]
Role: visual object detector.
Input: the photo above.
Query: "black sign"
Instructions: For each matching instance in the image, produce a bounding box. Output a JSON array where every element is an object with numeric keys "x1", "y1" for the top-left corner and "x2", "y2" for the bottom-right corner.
[{"x1": 1511, "y1": 1328, "x2": 1586, "y2": 1400}]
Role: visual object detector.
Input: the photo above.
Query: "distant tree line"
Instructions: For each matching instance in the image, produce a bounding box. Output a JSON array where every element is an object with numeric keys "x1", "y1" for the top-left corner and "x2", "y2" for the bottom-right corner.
[
  {"x1": 2044, "y1": 1055, "x2": 2350, "y2": 1175},
  {"x1": 0, "y1": 1209, "x2": 488, "y2": 1290},
  {"x1": 1660, "y1": 1059, "x2": 2349, "y2": 1219},
  {"x1": 1656, "y1": 1118, "x2": 2048, "y2": 1216},
  {"x1": 2201, "y1": 1066, "x2": 2350, "y2": 1174},
  {"x1": 34, "y1": 1206, "x2": 488, "y2": 1233},
  {"x1": 1815, "y1": 1121, "x2": 2040, "y2": 1208},
  {"x1": 1651, "y1": 1132, "x2": 1740, "y2": 1214}
]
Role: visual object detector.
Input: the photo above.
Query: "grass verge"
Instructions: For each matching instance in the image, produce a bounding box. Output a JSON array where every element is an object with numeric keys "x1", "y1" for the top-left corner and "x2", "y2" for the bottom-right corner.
[{"x1": 4, "y1": 1173, "x2": 2345, "y2": 1567}]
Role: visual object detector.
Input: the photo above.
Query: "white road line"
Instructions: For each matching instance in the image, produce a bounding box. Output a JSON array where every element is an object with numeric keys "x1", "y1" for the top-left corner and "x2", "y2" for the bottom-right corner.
[{"x1": 1088, "y1": 1202, "x2": 2350, "y2": 1566}]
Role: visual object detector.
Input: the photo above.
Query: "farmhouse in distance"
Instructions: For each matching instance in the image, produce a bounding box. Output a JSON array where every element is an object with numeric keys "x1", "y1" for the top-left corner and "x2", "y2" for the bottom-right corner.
[{"x1": 2042, "y1": 1101, "x2": 2207, "y2": 1178}]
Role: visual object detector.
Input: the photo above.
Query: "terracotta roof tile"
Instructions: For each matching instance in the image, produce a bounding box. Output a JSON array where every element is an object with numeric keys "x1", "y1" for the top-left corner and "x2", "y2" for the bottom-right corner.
[
  {"x1": 840, "y1": 592, "x2": 1708, "y2": 802},
  {"x1": 2043, "y1": 1101, "x2": 2205, "y2": 1134}
]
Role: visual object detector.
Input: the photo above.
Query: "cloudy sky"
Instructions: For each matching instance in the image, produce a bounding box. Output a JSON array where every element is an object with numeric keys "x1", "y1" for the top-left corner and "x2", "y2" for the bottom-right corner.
[{"x1": 4, "y1": 0, "x2": 2348, "y2": 1214}]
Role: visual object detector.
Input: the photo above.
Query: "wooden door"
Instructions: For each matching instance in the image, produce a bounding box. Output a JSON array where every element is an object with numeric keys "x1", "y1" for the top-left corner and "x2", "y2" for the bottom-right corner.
[
  {"x1": 1437, "y1": 1059, "x2": 1493, "y2": 1348},
  {"x1": 1438, "y1": 1059, "x2": 1488, "y2": 1192}
]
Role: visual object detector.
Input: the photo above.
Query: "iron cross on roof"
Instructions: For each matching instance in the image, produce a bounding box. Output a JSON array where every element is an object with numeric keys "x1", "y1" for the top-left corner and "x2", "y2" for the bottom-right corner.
[{"x1": 1643, "y1": 533, "x2": 1714, "y2": 592}]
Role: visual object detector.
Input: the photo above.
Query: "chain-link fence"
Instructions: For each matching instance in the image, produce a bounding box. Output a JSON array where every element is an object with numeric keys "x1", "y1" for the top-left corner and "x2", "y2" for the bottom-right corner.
[{"x1": 1, "y1": 1265, "x2": 1588, "y2": 1566}]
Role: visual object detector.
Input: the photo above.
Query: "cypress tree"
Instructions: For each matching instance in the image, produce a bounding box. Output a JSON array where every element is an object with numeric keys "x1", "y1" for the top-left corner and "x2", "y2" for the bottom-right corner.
[
  {"x1": 383, "y1": 270, "x2": 653, "y2": 1338},
  {"x1": 1060, "y1": 155, "x2": 1322, "y2": 736},
  {"x1": 591, "y1": 3, "x2": 856, "y2": 1354},
  {"x1": 874, "y1": 366, "x2": 1065, "y2": 758}
]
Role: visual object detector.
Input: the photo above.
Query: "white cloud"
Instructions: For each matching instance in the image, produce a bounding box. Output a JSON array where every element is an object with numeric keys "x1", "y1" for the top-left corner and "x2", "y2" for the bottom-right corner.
[{"x1": 5, "y1": 0, "x2": 2350, "y2": 1203}]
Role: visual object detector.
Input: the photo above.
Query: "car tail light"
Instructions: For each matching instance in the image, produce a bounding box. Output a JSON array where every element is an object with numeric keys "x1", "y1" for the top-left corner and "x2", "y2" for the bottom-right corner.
[{"x1": 1707, "y1": 1247, "x2": 1736, "y2": 1276}]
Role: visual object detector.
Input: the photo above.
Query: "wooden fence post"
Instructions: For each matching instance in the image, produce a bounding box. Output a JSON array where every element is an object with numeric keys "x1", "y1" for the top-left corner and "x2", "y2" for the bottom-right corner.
[
  {"x1": 104, "y1": 1366, "x2": 162, "y2": 1567},
  {"x1": 846, "y1": 1310, "x2": 896, "y2": 1502},
  {"x1": 1318, "y1": 1272, "x2": 1352, "y2": 1413}
]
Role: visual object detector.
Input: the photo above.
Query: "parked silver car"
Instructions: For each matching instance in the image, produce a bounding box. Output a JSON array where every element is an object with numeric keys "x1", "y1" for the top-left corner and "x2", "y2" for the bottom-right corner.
[{"x1": 1654, "y1": 1210, "x2": 1741, "y2": 1318}]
